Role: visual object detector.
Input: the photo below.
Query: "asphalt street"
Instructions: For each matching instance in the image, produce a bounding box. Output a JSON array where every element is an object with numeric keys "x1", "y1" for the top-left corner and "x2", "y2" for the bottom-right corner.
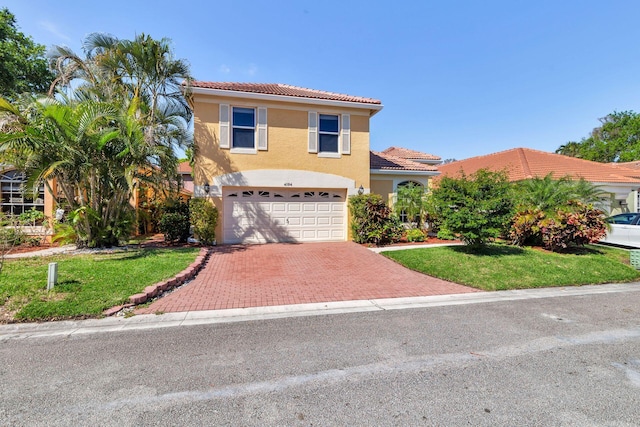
[{"x1": 1, "y1": 286, "x2": 640, "y2": 426}]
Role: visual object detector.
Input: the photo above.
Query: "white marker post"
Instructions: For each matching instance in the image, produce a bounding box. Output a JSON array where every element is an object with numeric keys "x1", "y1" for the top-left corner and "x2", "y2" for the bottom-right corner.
[{"x1": 47, "y1": 262, "x2": 58, "y2": 290}]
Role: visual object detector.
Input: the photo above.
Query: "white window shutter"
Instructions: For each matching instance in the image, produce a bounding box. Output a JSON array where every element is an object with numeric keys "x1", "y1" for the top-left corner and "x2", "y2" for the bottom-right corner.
[
  {"x1": 219, "y1": 104, "x2": 230, "y2": 149},
  {"x1": 257, "y1": 107, "x2": 267, "y2": 150},
  {"x1": 308, "y1": 111, "x2": 318, "y2": 153},
  {"x1": 341, "y1": 113, "x2": 351, "y2": 154}
]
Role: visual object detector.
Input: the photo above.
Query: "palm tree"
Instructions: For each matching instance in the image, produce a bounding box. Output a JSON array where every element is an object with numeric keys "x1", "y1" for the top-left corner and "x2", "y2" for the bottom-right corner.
[
  {"x1": 514, "y1": 173, "x2": 606, "y2": 213},
  {"x1": 0, "y1": 33, "x2": 193, "y2": 247}
]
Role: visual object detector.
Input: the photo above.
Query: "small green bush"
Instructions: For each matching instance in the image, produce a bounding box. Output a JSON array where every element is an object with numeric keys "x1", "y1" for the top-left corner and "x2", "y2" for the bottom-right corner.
[
  {"x1": 158, "y1": 212, "x2": 191, "y2": 243},
  {"x1": 406, "y1": 228, "x2": 425, "y2": 242},
  {"x1": 158, "y1": 199, "x2": 190, "y2": 243},
  {"x1": 18, "y1": 208, "x2": 45, "y2": 225},
  {"x1": 189, "y1": 198, "x2": 218, "y2": 245},
  {"x1": 429, "y1": 169, "x2": 514, "y2": 248}
]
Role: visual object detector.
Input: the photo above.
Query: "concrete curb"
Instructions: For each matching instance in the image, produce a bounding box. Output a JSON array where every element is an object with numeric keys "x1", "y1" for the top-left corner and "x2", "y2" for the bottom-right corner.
[
  {"x1": 368, "y1": 242, "x2": 464, "y2": 253},
  {"x1": 102, "y1": 247, "x2": 212, "y2": 316},
  {"x1": 3, "y1": 282, "x2": 639, "y2": 341}
]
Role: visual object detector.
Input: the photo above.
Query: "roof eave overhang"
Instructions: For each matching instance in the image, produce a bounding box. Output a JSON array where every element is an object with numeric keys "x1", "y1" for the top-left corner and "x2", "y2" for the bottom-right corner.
[
  {"x1": 412, "y1": 159, "x2": 443, "y2": 165},
  {"x1": 370, "y1": 169, "x2": 440, "y2": 176},
  {"x1": 191, "y1": 87, "x2": 384, "y2": 115}
]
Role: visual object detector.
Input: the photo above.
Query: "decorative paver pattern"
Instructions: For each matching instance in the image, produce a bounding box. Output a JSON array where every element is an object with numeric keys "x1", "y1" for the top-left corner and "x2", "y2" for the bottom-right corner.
[{"x1": 136, "y1": 242, "x2": 479, "y2": 314}]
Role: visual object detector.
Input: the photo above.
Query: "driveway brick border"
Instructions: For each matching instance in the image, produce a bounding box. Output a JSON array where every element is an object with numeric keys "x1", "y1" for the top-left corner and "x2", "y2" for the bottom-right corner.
[{"x1": 102, "y1": 247, "x2": 212, "y2": 316}]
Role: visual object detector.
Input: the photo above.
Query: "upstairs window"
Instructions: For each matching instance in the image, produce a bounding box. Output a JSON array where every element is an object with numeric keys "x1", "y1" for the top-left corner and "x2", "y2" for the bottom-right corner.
[
  {"x1": 318, "y1": 114, "x2": 339, "y2": 153},
  {"x1": 232, "y1": 107, "x2": 255, "y2": 149}
]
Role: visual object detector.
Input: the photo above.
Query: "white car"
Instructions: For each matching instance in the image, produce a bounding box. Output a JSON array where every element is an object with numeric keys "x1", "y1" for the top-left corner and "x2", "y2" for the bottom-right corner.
[{"x1": 600, "y1": 213, "x2": 640, "y2": 248}]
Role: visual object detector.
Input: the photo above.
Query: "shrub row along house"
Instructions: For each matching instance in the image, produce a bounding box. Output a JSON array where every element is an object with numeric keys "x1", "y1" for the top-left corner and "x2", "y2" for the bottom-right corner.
[{"x1": 5, "y1": 81, "x2": 640, "y2": 244}]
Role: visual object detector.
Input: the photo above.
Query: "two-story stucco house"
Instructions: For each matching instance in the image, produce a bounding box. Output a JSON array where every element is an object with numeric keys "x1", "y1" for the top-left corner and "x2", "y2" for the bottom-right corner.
[
  {"x1": 190, "y1": 82, "x2": 381, "y2": 244},
  {"x1": 190, "y1": 82, "x2": 440, "y2": 244}
]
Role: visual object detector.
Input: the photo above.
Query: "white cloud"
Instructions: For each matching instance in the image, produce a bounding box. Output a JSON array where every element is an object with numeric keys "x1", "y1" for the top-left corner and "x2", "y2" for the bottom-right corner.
[
  {"x1": 39, "y1": 21, "x2": 72, "y2": 42},
  {"x1": 219, "y1": 64, "x2": 231, "y2": 74},
  {"x1": 245, "y1": 64, "x2": 258, "y2": 76}
]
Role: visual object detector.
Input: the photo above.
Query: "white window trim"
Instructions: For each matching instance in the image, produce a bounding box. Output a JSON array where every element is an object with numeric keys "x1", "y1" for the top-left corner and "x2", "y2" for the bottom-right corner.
[
  {"x1": 231, "y1": 106, "x2": 256, "y2": 151},
  {"x1": 318, "y1": 113, "x2": 340, "y2": 156},
  {"x1": 230, "y1": 147, "x2": 258, "y2": 155},
  {"x1": 318, "y1": 152, "x2": 341, "y2": 159}
]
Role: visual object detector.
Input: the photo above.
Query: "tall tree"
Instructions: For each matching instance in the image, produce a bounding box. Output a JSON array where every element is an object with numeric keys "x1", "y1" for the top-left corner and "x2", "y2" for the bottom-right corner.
[
  {"x1": 0, "y1": 8, "x2": 54, "y2": 99},
  {"x1": 556, "y1": 111, "x2": 640, "y2": 162},
  {"x1": 0, "y1": 33, "x2": 192, "y2": 247}
]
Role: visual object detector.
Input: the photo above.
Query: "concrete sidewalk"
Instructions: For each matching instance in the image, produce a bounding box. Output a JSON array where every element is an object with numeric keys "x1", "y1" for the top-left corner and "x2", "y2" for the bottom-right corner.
[{"x1": 2, "y1": 282, "x2": 639, "y2": 341}]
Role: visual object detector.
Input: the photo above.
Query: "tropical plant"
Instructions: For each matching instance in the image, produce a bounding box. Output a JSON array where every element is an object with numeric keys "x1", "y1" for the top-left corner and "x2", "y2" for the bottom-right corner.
[
  {"x1": 428, "y1": 169, "x2": 514, "y2": 248},
  {"x1": 0, "y1": 33, "x2": 193, "y2": 247},
  {"x1": 513, "y1": 174, "x2": 607, "y2": 213},
  {"x1": 510, "y1": 202, "x2": 608, "y2": 251},
  {"x1": 539, "y1": 202, "x2": 608, "y2": 251},
  {"x1": 349, "y1": 194, "x2": 402, "y2": 245},
  {"x1": 394, "y1": 182, "x2": 427, "y2": 227},
  {"x1": 405, "y1": 228, "x2": 425, "y2": 242}
]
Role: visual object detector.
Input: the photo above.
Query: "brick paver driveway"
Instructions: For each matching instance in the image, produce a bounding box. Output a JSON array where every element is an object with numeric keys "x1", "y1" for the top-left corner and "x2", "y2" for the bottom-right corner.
[{"x1": 136, "y1": 242, "x2": 479, "y2": 314}]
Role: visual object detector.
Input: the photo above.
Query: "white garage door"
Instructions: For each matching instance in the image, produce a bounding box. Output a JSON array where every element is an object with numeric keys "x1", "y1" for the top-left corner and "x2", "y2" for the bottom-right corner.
[{"x1": 223, "y1": 188, "x2": 347, "y2": 244}]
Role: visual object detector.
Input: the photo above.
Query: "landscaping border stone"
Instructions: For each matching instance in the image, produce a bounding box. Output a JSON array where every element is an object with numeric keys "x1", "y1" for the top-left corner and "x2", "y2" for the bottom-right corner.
[{"x1": 102, "y1": 247, "x2": 212, "y2": 316}]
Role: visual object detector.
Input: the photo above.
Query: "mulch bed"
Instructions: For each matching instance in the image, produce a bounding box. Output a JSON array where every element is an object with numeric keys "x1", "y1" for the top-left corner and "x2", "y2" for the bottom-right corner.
[
  {"x1": 7, "y1": 243, "x2": 61, "y2": 255},
  {"x1": 6, "y1": 234, "x2": 199, "y2": 256},
  {"x1": 362, "y1": 236, "x2": 461, "y2": 248}
]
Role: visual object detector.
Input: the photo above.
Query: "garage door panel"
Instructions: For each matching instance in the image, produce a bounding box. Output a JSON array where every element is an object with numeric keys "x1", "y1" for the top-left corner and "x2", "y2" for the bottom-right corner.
[
  {"x1": 272, "y1": 203, "x2": 286, "y2": 212},
  {"x1": 288, "y1": 217, "x2": 301, "y2": 226},
  {"x1": 317, "y1": 216, "x2": 331, "y2": 225},
  {"x1": 317, "y1": 230, "x2": 331, "y2": 239},
  {"x1": 302, "y1": 217, "x2": 317, "y2": 225},
  {"x1": 288, "y1": 203, "x2": 301, "y2": 212},
  {"x1": 257, "y1": 202, "x2": 271, "y2": 212},
  {"x1": 302, "y1": 230, "x2": 317, "y2": 239},
  {"x1": 288, "y1": 229, "x2": 302, "y2": 239},
  {"x1": 224, "y1": 188, "x2": 346, "y2": 244}
]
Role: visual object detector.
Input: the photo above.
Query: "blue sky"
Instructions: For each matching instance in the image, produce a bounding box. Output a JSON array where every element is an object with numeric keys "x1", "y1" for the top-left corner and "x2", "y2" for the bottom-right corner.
[{"x1": 4, "y1": 0, "x2": 640, "y2": 161}]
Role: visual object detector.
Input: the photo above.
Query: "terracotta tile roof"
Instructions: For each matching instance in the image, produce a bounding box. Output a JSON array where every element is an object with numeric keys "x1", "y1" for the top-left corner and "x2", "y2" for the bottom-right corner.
[
  {"x1": 177, "y1": 161, "x2": 192, "y2": 174},
  {"x1": 382, "y1": 146, "x2": 441, "y2": 161},
  {"x1": 616, "y1": 161, "x2": 640, "y2": 170},
  {"x1": 181, "y1": 180, "x2": 193, "y2": 194},
  {"x1": 370, "y1": 151, "x2": 439, "y2": 172},
  {"x1": 437, "y1": 147, "x2": 640, "y2": 184},
  {"x1": 191, "y1": 81, "x2": 381, "y2": 105}
]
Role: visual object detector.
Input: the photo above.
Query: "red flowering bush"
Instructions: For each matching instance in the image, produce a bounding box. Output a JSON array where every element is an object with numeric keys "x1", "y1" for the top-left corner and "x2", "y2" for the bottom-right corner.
[{"x1": 510, "y1": 201, "x2": 607, "y2": 252}]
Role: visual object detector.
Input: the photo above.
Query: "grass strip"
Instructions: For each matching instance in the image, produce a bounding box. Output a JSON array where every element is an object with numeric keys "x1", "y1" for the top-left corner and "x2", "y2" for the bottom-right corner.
[
  {"x1": 0, "y1": 248, "x2": 199, "y2": 321},
  {"x1": 382, "y1": 244, "x2": 640, "y2": 290}
]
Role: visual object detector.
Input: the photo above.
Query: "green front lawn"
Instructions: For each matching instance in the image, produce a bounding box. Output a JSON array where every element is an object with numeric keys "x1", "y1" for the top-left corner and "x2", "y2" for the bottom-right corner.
[
  {"x1": 0, "y1": 248, "x2": 199, "y2": 322},
  {"x1": 383, "y1": 244, "x2": 640, "y2": 290}
]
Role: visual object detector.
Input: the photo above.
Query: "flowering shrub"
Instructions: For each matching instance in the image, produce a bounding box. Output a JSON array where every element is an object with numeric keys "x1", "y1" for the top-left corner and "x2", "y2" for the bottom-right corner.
[{"x1": 509, "y1": 201, "x2": 607, "y2": 252}]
